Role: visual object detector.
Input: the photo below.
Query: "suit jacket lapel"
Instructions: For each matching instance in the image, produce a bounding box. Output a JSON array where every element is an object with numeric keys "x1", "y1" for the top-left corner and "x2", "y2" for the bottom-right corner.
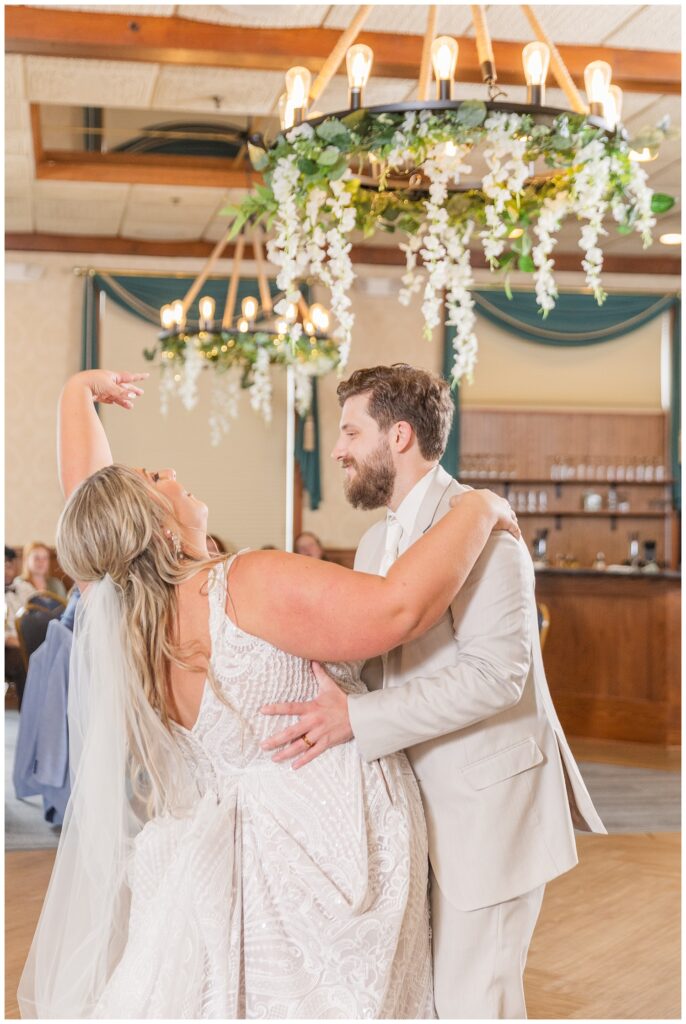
[{"x1": 407, "y1": 465, "x2": 456, "y2": 547}]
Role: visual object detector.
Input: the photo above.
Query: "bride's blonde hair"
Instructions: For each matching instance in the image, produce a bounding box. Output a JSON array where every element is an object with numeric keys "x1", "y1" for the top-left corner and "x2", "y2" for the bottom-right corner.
[{"x1": 56, "y1": 463, "x2": 227, "y2": 727}]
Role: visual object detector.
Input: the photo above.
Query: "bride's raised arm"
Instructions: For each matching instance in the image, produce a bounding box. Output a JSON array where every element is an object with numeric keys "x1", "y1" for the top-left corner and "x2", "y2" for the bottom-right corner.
[
  {"x1": 228, "y1": 489, "x2": 518, "y2": 664},
  {"x1": 58, "y1": 370, "x2": 147, "y2": 499}
]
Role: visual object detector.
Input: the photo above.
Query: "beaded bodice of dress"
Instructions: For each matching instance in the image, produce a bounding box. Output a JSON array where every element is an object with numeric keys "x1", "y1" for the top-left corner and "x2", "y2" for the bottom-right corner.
[{"x1": 172, "y1": 560, "x2": 367, "y2": 795}]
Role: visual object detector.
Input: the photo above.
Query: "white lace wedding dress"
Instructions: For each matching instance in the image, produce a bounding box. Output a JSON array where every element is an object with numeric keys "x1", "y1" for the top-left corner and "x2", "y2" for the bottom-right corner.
[{"x1": 93, "y1": 559, "x2": 435, "y2": 1019}]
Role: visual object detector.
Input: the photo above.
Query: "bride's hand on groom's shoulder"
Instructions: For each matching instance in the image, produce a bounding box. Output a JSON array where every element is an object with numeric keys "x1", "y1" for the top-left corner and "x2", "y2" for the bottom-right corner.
[
  {"x1": 260, "y1": 662, "x2": 353, "y2": 769},
  {"x1": 450, "y1": 489, "x2": 521, "y2": 540}
]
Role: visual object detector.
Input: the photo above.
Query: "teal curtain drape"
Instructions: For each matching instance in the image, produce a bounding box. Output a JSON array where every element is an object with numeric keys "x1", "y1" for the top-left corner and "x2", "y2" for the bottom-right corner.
[
  {"x1": 442, "y1": 291, "x2": 681, "y2": 509},
  {"x1": 81, "y1": 273, "x2": 323, "y2": 509},
  {"x1": 440, "y1": 326, "x2": 460, "y2": 478},
  {"x1": 295, "y1": 379, "x2": 322, "y2": 510}
]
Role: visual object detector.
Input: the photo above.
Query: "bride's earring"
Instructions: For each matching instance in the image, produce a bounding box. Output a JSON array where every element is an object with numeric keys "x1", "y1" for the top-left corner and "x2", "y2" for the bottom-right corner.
[{"x1": 165, "y1": 529, "x2": 183, "y2": 559}]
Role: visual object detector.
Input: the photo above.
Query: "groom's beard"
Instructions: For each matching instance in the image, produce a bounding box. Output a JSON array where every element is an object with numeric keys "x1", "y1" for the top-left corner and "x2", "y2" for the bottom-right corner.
[{"x1": 343, "y1": 439, "x2": 396, "y2": 510}]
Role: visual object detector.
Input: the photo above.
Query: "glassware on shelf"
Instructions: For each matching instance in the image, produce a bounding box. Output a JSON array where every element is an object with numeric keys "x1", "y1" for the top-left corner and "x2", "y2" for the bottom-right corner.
[
  {"x1": 644, "y1": 458, "x2": 655, "y2": 482},
  {"x1": 625, "y1": 458, "x2": 635, "y2": 482},
  {"x1": 515, "y1": 491, "x2": 527, "y2": 513},
  {"x1": 635, "y1": 457, "x2": 647, "y2": 482},
  {"x1": 538, "y1": 489, "x2": 548, "y2": 512},
  {"x1": 615, "y1": 459, "x2": 626, "y2": 482},
  {"x1": 527, "y1": 490, "x2": 538, "y2": 512},
  {"x1": 606, "y1": 461, "x2": 616, "y2": 481},
  {"x1": 550, "y1": 456, "x2": 561, "y2": 480},
  {"x1": 576, "y1": 459, "x2": 587, "y2": 479},
  {"x1": 593, "y1": 551, "x2": 607, "y2": 571},
  {"x1": 655, "y1": 461, "x2": 666, "y2": 481}
]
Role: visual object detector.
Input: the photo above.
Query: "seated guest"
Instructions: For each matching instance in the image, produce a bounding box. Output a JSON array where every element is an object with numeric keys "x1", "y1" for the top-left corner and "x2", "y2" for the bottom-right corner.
[
  {"x1": 294, "y1": 531, "x2": 327, "y2": 560},
  {"x1": 12, "y1": 588, "x2": 81, "y2": 825},
  {"x1": 5, "y1": 541, "x2": 67, "y2": 645},
  {"x1": 5, "y1": 546, "x2": 19, "y2": 589}
]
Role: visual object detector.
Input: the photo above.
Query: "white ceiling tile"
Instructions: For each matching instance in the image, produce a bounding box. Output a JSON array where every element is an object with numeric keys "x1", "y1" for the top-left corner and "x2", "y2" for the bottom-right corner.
[
  {"x1": 5, "y1": 96, "x2": 31, "y2": 134},
  {"x1": 33, "y1": 180, "x2": 130, "y2": 203},
  {"x1": 152, "y1": 65, "x2": 284, "y2": 115},
  {"x1": 127, "y1": 183, "x2": 227, "y2": 207},
  {"x1": 5, "y1": 154, "x2": 34, "y2": 185},
  {"x1": 5, "y1": 125, "x2": 33, "y2": 158},
  {"x1": 5, "y1": 196, "x2": 34, "y2": 233},
  {"x1": 623, "y1": 94, "x2": 681, "y2": 131},
  {"x1": 119, "y1": 219, "x2": 210, "y2": 240},
  {"x1": 604, "y1": 5, "x2": 681, "y2": 50},
  {"x1": 177, "y1": 5, "x2": 330, "y2": 28},
  {"x1": 5, "y1": 55, "x2": 26, "y2": 101},
  {"x1": 324, "y1": 5, "x2": 473, "y2": 35},
  {"x1": 472, "y1": 5, "x2": 642, "y2": 45},
  {"x1": 34, "y1": 203, "x2": 124, "y2": 234},
  {"x1": 25, "y1": 56, "x2": 159, "y2": 108}
]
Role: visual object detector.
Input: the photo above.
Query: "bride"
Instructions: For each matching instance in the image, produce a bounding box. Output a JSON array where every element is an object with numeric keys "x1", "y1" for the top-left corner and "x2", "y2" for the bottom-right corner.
[{"x1": 19, "y1": 369, "x2": 519, "y2": 1020}]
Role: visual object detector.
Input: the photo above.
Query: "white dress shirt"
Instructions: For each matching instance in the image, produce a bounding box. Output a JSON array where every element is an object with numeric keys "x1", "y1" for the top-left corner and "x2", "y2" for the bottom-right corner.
[{"x1": 386, "y1": 464, "x2": 441, "y2": 560}]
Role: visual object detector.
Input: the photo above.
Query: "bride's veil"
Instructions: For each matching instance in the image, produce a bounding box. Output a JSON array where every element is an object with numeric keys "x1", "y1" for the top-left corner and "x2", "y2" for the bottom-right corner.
[{"x1": 18, "y1": 575, "x2": 196, "y2": 1019}]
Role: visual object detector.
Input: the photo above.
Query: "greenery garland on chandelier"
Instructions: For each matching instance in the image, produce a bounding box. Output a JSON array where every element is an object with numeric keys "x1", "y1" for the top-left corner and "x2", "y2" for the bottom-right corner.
[{"x1": 228, "y1": 101, "x2": 674, "y2": 385}]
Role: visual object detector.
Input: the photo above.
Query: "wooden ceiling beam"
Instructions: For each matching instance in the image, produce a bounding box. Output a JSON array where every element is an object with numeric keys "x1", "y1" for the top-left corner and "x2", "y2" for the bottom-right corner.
[
  {"x1": 5, "y1": 233, "x2": 681, "y2": 276},
  {"x1": 6, "y1": 7, "x2": 680, "y2": 95},
  {"x1": 35, "y1": 149, "x2": 258, "y2": 188}
]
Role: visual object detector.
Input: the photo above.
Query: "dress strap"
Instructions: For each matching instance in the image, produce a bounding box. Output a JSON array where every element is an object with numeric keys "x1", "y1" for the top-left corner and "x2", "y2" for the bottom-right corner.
[{"x1": 207, "y1": 550, "x2": 249, "y2": 640}]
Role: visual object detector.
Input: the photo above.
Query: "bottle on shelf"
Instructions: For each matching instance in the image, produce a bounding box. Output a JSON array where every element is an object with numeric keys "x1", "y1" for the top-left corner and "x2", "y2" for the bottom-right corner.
[
  {"x1": 626, "y1": 532, "x2": 641, "y2": 569},
  {"x1": 532, "y1": 529, "x2": 549, "y2": 566},
  {"x1": 593, "y1": 551, "x2": 607, "y2": 571},
  {"x1": 642, "y1": 539, "x2": 659, "y2": 572}
]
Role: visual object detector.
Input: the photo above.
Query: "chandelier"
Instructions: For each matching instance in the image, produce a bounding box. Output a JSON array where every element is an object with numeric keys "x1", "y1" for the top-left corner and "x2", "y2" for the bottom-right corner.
[
  {"x1": 145, "y1": 224, "x2": 339, "y2": 443},
  {"x1": 234, "y1": 4, "x2": 674, "y2": 385}
]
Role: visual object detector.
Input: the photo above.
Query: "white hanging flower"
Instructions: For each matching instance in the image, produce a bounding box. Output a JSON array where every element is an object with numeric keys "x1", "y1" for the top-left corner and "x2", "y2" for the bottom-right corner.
[
  {"x1": 445, "y1": 222, "x2": 478, "y2": 385},
  {"x1": 570, "y1": 136, "x2": 611, "y2": 302},
  {"x1": 293, "y1": 367, "x2": 314, "y2": 418},
  {"x1": 532, "y1": 190, "x2": 571, "y2": 313},
  {"x1": 178, "y1": 338, "x2": 204, "y2": 411},
  {"x1": 480, "y1": 112, "x2": 529, "y2": 265},
  {"x1": 249, "y1": 345, "x2": 273, "y2": 424},
  {"x1": 158, "y1": 361, "x2": 177, "y2": 416},
  {"x1": 626, "y1": 159, "x2": 656, "y2": 246},
  {"x1": 208, "y1": 371, "x2": 240, "y2": 447},
  {"x1": 266, "y1": 155, "x2": 308, "y2": 298}
]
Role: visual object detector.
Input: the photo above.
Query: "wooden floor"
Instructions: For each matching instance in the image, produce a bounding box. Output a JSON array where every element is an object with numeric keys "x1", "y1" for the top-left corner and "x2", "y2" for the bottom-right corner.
[{"x1": 5, "y1": 832, "x2": 680, "y2": 1019}]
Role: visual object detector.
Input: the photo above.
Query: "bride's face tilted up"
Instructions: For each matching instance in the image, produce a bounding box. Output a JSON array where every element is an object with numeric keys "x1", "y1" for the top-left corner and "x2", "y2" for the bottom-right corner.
[{"x1": 135, "y1": 467, "x2": 209, "y2": 558}]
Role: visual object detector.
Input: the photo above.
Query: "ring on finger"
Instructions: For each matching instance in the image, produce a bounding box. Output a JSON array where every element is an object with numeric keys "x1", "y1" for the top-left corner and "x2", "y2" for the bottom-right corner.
[{"x1": 302, "y1": 734, "x2": 314, "y2": 749}]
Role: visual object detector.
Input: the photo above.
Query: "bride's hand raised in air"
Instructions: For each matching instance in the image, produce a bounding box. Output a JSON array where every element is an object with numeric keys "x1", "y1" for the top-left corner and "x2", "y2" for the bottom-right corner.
[
  {"x1": 450, "y1": 489, "x2": 521, "y2": 540},
  {"x1": 70, "y1": 369, "x2": 149, "y2": 410}
]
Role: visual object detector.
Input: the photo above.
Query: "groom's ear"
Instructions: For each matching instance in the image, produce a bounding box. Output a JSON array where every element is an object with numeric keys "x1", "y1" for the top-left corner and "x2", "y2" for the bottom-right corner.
[{"x1": 391, "y1": 420, "x2": 415, "y2": 454}]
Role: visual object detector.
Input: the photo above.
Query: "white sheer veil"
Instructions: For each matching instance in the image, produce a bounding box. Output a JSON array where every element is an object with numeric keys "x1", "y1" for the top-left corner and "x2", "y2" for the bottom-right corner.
[{"x1": 18, "y1": 574, "x2": 197, "y2": 1019}]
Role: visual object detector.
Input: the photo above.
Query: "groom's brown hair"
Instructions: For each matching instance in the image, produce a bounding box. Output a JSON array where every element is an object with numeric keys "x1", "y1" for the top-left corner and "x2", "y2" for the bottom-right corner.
[{"x1": 337, "y1": 364, "x2": 454, "y2": 460}]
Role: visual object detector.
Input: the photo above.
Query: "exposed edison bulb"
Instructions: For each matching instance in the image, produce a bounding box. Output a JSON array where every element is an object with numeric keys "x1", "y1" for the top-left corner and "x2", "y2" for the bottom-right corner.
[
  {"x1": 309, "y1": 303, "x2": 330, "y2": 333},
  {"x1": 237, "y1": 317, "x2": 250, "y2": 333},
  {"x1": 584, "y1": 60, "x2": 612, "y2": 115},
  {"x1": 603, "y1": 85, "x2": 623, "y2": 131},
  {"x1": 522, "y1": 41, "x2": 550, "y2": 105},
  {"x1": 275, "y1": 317, "x2": 289, "y2": 334},
  {"x1": 303, "y1": 319, "x2": 315, "y2": 336},
  {"x1": 629, "y1": 146, "x2": 658, "y2": 162},
  {"x1": 160, "y1": 304, "x2": 175, "y2": 330},
  {"x1": 278, "y1": 92, "x2": 296, "y2": 131},
  {"x1": 198, "y1": 295, "x2": 215, "y2": 326},
  {"x1": 431, "y1": 36, "x2": 458, "y2": 99},
  {"x1": 284, "y1": 66, "x2": 311, "y2": 121},
  {"x1": 283, "y1": 301, "x2": 298, "y2": 323},
  {"x1": 241, "y1": 295, "x2": 258, "y2": 321},
  {"x1": 659, "y1": 233, "x2": 681, "y2": 245},
  {"x1": 171, "y1": 299, "x2": 185, "y2": 328},
  {"x1": 346, "y1": 44, "x2": 373, "y2": 109}
]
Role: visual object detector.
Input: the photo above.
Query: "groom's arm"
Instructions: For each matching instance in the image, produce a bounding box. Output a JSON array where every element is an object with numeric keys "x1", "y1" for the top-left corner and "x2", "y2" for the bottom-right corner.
[{"x1": 348, "y1": 533, "x2": 533, "y2": 761}]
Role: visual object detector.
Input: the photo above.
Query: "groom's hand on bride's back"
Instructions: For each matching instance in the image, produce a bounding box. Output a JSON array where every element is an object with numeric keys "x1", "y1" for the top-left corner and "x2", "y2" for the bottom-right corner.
[{"x1": 260, "y1": 662, "x2": 353, "y2": 769}]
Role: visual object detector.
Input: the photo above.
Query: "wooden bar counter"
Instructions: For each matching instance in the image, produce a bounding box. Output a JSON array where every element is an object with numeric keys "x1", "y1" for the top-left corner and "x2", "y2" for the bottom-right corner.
[{"x1": 535, "y1": 568, "x2": 681, "y2": 745}]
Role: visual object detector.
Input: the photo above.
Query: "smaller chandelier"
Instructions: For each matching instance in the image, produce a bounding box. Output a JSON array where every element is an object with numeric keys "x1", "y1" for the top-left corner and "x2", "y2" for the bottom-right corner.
[{"x1": 145, "y1": 224, "x2": 339, "y2": 445}]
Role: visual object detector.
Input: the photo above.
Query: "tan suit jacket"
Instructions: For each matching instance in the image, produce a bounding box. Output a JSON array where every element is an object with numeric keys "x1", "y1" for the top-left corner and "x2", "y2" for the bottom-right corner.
[{"x1": 348, "y1": 466, "x2": 606, "y2": 912}]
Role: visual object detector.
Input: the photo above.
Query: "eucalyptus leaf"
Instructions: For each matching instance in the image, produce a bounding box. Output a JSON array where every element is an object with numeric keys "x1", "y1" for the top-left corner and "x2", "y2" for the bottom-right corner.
[
  {"x1": 227, "y1": 214, "x2": 247, "y2": 241},
  {"x1": 651, "y1": 192, "x2": 675, "y2": 213},
  {"x1": 316, "y1": 120, "x2": 351, "y2": 147},
  {"x1": 142, "y1": 348, "x2": 156, "y2": 361},
  {"x1": 549, "y1": 134, "x2": 573, "y2": 150},
  {"x1": 329, "y1": 157, "x2": 349, "y2": 181},
  {"x1": 456, "y1": 100, "x2": 487, "y2": 127},
  {"x1": 247, "y1": 141, "x2": 269, "y2": 171},
  {"x1": 518, "y1": 254, "x2": 535, "y2": 273},
  {"x1": 318, "y1": 146, "x2": 341, "y2": 167},
  {"x1": 297, "y1": 157, "x2": 319, "y2": 176},
  {"x1": 616, "y1": 223, "x2": 633, "y2": 235}
]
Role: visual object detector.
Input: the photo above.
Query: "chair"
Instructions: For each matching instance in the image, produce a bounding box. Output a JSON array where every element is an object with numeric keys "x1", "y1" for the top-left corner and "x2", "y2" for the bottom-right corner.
[
  {"x1": 537, "y1": 602, "x2": 551, "y2": 651},
  {"x1": 15, "y1": 590, "x2": 68, "y2": 674}
]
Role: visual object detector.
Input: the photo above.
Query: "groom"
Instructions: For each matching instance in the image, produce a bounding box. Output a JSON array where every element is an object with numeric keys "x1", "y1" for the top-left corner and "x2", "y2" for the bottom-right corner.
[{"x1": 263, "y1": 364, "x2": 605, "y2": 1019}]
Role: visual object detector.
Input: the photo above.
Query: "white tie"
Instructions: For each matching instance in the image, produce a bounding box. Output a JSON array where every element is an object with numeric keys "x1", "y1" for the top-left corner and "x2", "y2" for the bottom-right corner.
[{"x1": 379, "y1": 516, "x2": 403, "y2": 578}]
